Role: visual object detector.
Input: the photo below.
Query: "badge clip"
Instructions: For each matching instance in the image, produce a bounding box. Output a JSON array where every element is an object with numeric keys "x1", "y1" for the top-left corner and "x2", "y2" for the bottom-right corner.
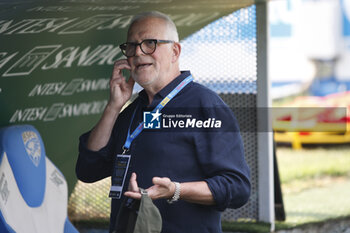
[{"x1": 122, "y1": 146, "x2": 129, "y2": 155}]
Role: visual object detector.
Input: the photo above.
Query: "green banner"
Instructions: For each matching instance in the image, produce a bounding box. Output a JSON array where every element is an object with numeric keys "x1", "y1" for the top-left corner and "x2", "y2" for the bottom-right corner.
[{"x1": 0, "y1": 0, "x2": 253, "y2": 193}]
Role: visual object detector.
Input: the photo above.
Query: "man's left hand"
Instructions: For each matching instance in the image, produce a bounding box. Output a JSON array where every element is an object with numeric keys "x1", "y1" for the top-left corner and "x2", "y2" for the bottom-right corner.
[{"x1": 124, "y1": 172, "x2": 175, "y2": 200}]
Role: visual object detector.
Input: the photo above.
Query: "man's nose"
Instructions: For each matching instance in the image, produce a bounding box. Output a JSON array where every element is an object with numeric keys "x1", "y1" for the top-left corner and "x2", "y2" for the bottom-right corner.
[{"x1": 134, "y1": 44, "x2": 143, "y2": 56}]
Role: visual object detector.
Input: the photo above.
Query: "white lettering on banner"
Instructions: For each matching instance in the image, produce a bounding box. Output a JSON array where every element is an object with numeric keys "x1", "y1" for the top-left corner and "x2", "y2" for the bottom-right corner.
[
  {"x1": 0, "y1": 20, "x2": 33, "y2": 34},
  {"x1": 41, "y1": 46, "x2": 86, "y2": 69},
  {"x1": 95, "y1": 47, "x2": 121, "y2": 65},
  {"x1": 27, "y1": 78, "x2": 109, "y2": 96},
  {"x1": 27, "y1": 6, "x2": 73, "y2": 12},
  {"x1": 0, "y1": 18, "x2": 78, "y2": 35},
  {"x1": 28, "y1": 82, "x2": 67, "y2": 96},
  {"x1": 0, "y1": 12, "x2": 219, "y2": 37},
  {"x1": 58, "y1": 14, "x2": 121, "y2": 34},
  {"x1": 42, "y1": 45, "x2": 121, "y2": 70},
  {"x1": 10, "y1": 107, "x2": 47, "y2": 123},
  {"x1": 43, "y1": 103, "x2": 64, "y2": 121},
  {"x1": 75, "y1": 79, "x2": 109, "y2": 92},
  {"x1": 17, "y1": 18, "x2": 77, "y2": 34},
  {"x1": 2, "y1": 45, "x2": 61, "y2": 77},
  {"x1": 0, "y1": 45, "x2": 121, "y2": 76},
  {"x1": 0, "y1": 15, "x2": 119, "y2": 35},
  {"x1": 58, "y1": 100, "x2": 107, "y2": 118},
  {"x1": 99, "y1": 12, "x2": 221, "y2": 30},
  {"x1": 9, "y1": 101, "x2": 108, "y2": 123},
  {"x1": 0, "y1": 52, "x2": 18, "y2": 69},
  {"x1": 27, "y1": 5, "x2": 140, "y2": 12},
  {"x1": 79, "y1": 46, "x2": 120, "y2": 66},
  {"x1": 97, "y1": 15, "x2": 133, "y2": 30},
  {"x1": 61, "y1": 79, "x2": 84, "y2": 95},
  {"x1": 119, "y1": 0, "x2": 172, "y2": 3}
]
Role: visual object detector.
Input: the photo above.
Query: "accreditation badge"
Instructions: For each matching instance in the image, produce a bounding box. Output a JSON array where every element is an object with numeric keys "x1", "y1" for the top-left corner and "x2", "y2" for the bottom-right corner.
[{"x1": 109, "y1": 154, "x2": 131, "y2": 199}]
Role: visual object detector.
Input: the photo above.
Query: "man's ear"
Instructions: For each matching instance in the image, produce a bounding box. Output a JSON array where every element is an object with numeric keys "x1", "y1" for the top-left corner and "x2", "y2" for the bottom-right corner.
[{"x1": 172, "y1": 42, "x2": 181, "y2": 63}]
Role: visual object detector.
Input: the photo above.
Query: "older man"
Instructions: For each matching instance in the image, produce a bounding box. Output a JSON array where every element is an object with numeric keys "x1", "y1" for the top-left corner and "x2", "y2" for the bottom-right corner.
[{"x1": 76, "y1": 11, "x2": 250, "y2": 233}]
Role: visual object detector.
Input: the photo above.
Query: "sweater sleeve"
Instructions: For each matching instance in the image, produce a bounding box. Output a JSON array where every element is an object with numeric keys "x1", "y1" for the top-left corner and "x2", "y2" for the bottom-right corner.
[
  {"x1": 75, "y1": 131, "x2": 115, "y2": 183},
  {"x1": 75, "y1": 99, "x2": 139, "y2": 183},
  {"x1": 195, "y1": 105, "x2": 251, "y2": 211}
]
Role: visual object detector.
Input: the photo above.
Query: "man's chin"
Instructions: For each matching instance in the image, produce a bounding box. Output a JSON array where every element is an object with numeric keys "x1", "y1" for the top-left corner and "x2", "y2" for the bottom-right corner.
[{"x1": 133, "y1": 75, "x2": 155, "y2": 87}]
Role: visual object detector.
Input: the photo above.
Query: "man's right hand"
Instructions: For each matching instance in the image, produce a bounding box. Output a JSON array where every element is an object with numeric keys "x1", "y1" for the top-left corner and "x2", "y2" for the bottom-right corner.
[
  {"x1": 87, "y1": 59, "x2": 135, "y2": 151},
  {"x1": 108, "y1": 59, "x2": 135, "y2": 110}
]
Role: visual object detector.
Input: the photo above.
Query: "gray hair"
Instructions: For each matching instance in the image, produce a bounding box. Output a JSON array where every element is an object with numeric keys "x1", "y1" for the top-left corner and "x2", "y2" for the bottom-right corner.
[{"x1": 128, "y1": 11, "x2": 179, "y2": 42}]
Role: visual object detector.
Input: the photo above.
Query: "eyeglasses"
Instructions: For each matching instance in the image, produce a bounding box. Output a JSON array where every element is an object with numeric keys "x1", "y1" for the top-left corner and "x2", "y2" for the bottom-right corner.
[{"x1": 119, "y1": 39, "x2": 174, "y2": 57}]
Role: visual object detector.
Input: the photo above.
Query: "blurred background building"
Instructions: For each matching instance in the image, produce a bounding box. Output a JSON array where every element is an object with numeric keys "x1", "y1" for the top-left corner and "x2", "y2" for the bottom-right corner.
[{"x1": 270, "y1": 0, "x2": 350, "y2": 98}]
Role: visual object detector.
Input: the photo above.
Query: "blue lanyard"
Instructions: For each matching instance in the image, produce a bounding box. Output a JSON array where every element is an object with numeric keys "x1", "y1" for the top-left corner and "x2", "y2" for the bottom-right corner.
[{"x1": 122, "y1": 75, "x2": 193, "y2": 153}]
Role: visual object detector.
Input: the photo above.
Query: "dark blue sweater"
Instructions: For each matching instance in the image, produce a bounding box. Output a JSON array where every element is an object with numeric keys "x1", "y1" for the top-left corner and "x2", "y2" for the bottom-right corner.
[{"x1": 76, "y1": 71, "x2": 251, "y2": 233}]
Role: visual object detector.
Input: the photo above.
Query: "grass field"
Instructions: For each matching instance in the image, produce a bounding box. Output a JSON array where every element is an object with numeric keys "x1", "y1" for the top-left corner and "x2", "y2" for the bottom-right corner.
[
  {"x1": 277, "y1": 145, "x2": 350, "y2": 185},
  {"x1": 222, "y1": 145, "x2": 350, "y2": 232},
  {"x1": 276, "y1": 145, "x2": 350, "y2": 225}
]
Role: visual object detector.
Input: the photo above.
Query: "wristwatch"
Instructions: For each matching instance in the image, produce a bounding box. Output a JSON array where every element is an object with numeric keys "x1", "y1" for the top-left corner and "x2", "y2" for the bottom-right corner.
[{"x1": 167, "y1": 182, "x2": 181, "y2": 204}]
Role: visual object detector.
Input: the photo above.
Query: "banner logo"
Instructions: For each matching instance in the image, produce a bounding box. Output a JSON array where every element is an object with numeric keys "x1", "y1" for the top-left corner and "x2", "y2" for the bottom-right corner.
[{"x1": 3, "y1": 45, "x2": 61, "y2": 77}]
